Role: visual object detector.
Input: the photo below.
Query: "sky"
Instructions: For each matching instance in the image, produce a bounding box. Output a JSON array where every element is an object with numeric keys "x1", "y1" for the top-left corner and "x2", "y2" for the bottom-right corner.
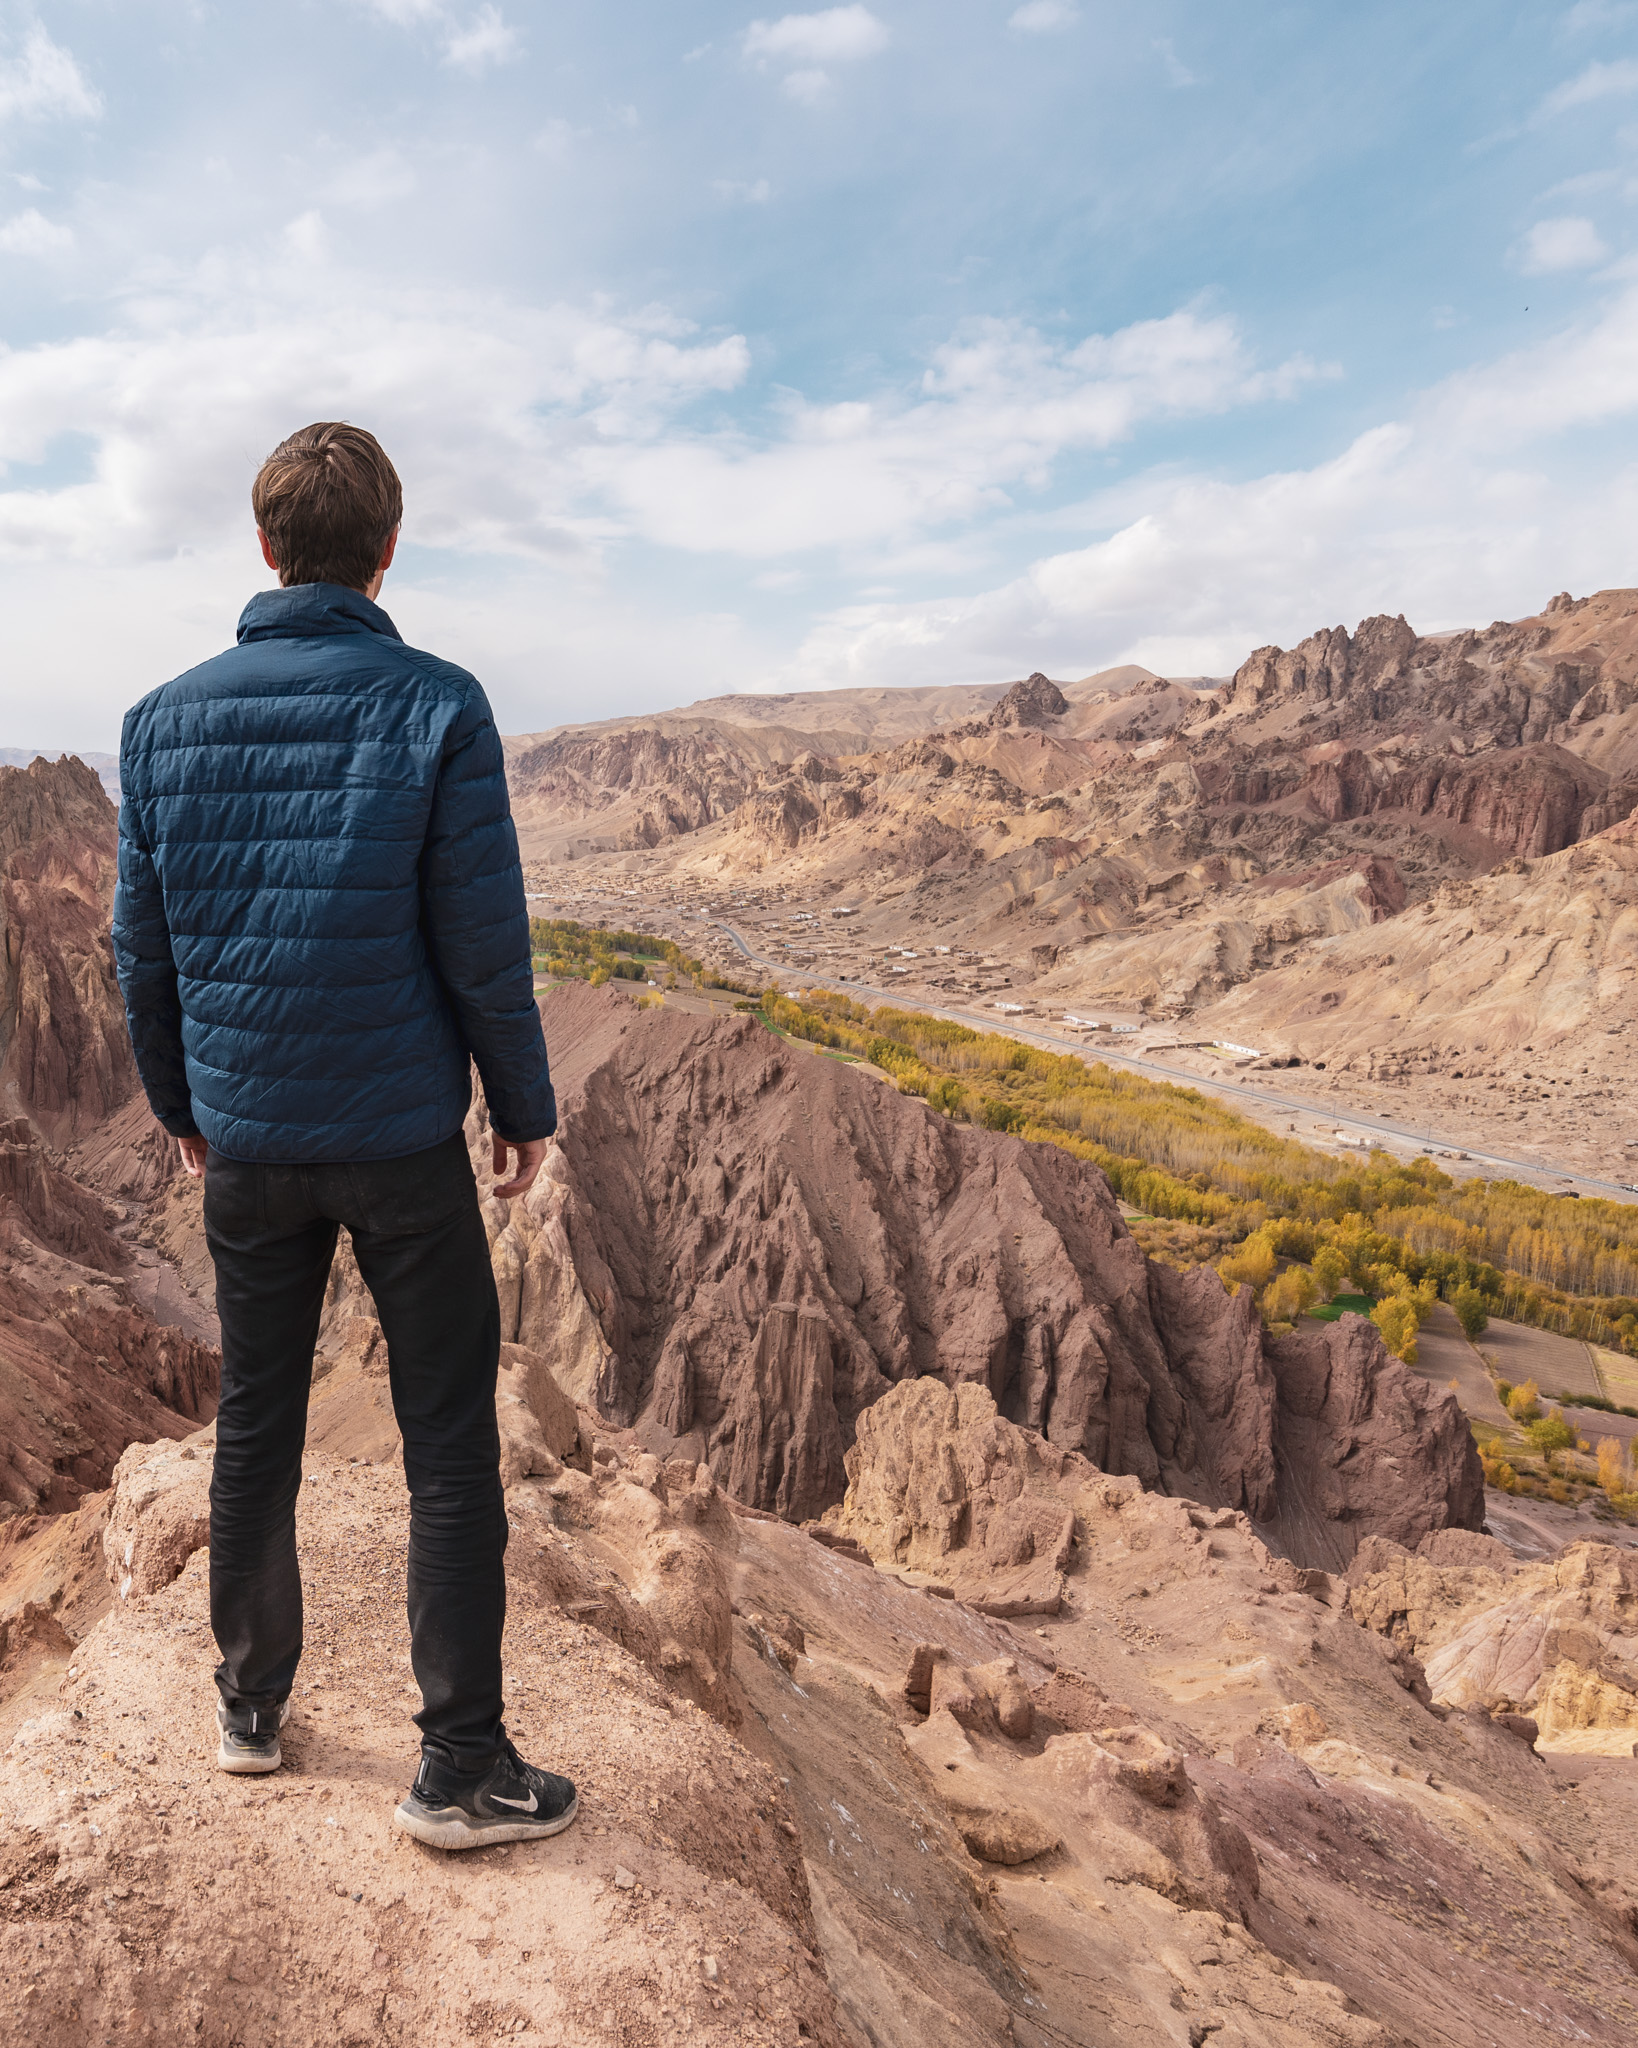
[{"x1": 3, "y1": 1, "x2": 1638, "y2": 746}]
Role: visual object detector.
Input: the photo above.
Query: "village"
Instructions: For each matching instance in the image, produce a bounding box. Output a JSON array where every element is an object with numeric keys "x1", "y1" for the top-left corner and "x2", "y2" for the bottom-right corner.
[{"x1": 518, "y1": 864, "x2": 1554, "y2": 1190}]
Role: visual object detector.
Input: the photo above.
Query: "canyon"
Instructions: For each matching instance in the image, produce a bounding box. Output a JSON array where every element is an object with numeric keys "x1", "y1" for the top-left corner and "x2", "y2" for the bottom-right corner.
[
  {"x1": 2, "y1": 584, "x2": 1637, "y2": 2043},
  {"x1": 510, "y1": 588, "x2": 1638, "y2": 1185}
]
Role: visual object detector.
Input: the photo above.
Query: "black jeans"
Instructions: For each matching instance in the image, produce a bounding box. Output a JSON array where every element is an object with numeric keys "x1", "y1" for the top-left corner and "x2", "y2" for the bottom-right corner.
[{"x1": 203, "y1": 1132, "x2": 508, "y2": 1774}]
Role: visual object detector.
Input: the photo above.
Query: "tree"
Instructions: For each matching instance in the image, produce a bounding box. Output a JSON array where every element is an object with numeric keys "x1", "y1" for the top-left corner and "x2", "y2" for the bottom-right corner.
[
  {"x1": 1506, "y1": 1379, "x2": 1541, "y2": 1423},
  {"x1": 928, "y1": 1078, "x2": 965, "y2": 1118},
  {"x1": 1596, "y1": 1436, "x2": 1631, "y2": 1498},
  {"x1": 1451, "y1": 1284, "x2": 1489, "y2": 1339},
  {"x1": 1524, "y1": 1411, "x2": 1575, "y2": 1465},
  {"x1": 981, "y1": 1098, "x2": 1025, "y2": 1134},
  {"x1": 1371, "y1": 1295, "x2": 1419, "y2": 1364},
  {"x1": 1218, "y1": 1232, "x2": 1277, "y2": 1295},
  {"x1": 1261, "y1": 1265, "x2": 1317, "y2": 1327},
  {"x1": 1312, "y1": 1245, "x2": 1350, "y2": 1300}
]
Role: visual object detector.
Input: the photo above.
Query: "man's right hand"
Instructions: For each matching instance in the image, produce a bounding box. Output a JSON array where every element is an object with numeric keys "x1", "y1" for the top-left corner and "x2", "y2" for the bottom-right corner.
[
  {"x1": 492, "y1": 1135, "x2": 547, "y2": 1200},
  {"x1": 178, "y1": 1135, "x2": 208, "y2": 1178}
]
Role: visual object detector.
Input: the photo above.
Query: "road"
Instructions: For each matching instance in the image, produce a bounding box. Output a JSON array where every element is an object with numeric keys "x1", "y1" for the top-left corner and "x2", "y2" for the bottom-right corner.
[{"x1": 716, "y1": 922, "x2": 1637, "y2": 1199}]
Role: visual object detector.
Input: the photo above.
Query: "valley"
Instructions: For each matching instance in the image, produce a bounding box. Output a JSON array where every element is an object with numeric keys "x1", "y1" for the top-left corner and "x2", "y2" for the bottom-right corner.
[
  {"x1": 2, "y1": 586, "x2": 1638, "y2": 2043},
  {"x1": 507, "y1": 588, "x2": 1638, "y2": 1191}
]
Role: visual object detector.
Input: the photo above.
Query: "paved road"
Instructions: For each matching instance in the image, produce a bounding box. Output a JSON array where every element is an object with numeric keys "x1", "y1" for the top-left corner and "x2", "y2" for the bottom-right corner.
[{"x1": 716, "y1": 922, "x2": 1637, "y2": 1198}]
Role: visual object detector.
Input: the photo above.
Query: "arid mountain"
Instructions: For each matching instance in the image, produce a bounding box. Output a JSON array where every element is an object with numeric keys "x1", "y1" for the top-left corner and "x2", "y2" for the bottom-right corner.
[
  {"x1": 0, "y1": 762, "x2": 218, "y2": 1524},
  {"x1": 1192, "y1": 812, "x2": 1638, "y2": 1130},
  {"x1": 462, "y1": 983, "x2": 1479, "y2": 1561},
  {"x1": 509, "y1": 589, "x2": 1638, "y2": 1174},
  {"x1": 2, "y1": 727, "x2": 1636, "y2": 2043}
]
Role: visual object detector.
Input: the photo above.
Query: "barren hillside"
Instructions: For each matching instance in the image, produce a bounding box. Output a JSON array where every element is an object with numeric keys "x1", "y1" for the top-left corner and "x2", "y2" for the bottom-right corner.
[
  {"x1": 1, "y1": 746, "x2": 1636, "y2": 2044},
  {"x1": 511, "y1": 589, "x2": 1638, "y2": 1177}
]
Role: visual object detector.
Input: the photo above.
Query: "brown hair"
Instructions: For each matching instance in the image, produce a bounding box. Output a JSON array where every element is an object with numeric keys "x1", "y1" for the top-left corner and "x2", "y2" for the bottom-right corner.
[{"x1": 251, "y1": 422, "x2": 403, "y2": 591}]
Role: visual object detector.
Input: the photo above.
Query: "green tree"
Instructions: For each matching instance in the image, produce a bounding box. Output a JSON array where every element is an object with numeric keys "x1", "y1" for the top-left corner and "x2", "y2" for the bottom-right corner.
[
  {"x1": 1451, "y1": 1284, "x2": 1489, "y2": 1339},
  {"x1": 1525, "y1": 1411, "x2": 1575, "y2": 1466}
]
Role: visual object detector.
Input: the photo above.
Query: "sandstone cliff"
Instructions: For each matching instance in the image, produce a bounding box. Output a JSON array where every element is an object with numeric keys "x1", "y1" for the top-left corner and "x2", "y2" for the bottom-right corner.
[
  {"x1": 459, "y1": 983, "x2": 1480, "y2": 1562},
  {"x1": 0, "y1": 756, "x2": 135, "y2": 1143},
  {"x1": 505, "y1": 591, "x2": 1638, "y2": 1144},
  {"x1": 0, "y1": 1118, "x2": 217, "y2": 1518}
]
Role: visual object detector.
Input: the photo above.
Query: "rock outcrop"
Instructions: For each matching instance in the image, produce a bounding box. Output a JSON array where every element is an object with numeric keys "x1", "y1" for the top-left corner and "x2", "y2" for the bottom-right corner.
[
  {"x1": 0, "y1": 756, "x2": 136, "y2": 1142},
  {"x1": 1418, "y1": 1540, "x2": 1638, "y2": 1754},
  {"x1": 488, "y1": 986, "x2": 1480, "y2": 1564},
  {"x1": 5, "y1": 1344, "x2": 1637, "y2": 2043},
  {"x1": 0, "y1": 1120, "x2": 217, "y2": 1518}
]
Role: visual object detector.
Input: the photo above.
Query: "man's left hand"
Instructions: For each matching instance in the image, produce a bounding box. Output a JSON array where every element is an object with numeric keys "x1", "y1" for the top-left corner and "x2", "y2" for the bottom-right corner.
[
  {"x1": 178, "y1": 1135, "x2": 208, "y2": 1178},
  {"x1": 492, "y1": 1135, "x2": 546, "y2": 1200}
]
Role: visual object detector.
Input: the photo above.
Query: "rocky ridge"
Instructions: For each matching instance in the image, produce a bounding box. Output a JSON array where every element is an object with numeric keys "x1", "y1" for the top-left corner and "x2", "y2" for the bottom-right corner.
[
  {"x1": 2, "y1": 1342, "x2": 1636, "y2": 2046},
  {"x1": 1, "y1": 722, "x2": 1634, "y2": 2039},
  {"x1": 509, "y1": 592, "x2": 1638, "y2": 1164},
  {"x1": 433, "y1": 982, "x2": 1481, "y2": 1559}
]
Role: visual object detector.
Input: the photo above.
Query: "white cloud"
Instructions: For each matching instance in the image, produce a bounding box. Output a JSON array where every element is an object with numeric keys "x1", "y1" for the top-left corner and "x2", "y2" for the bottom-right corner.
[
  {"x1": 1520, "y1": 214, "x2": 1608, "y2": 271},
  {"x1": 280, "y1": 210, "x2": 329, "y2": 262},
  {"x1": 0, "y1": 207, "x2": 72, "y2": 255},
  {"x1": 0, "y1": 23, "x2": 101, "y2": 125},
  {"x1": 742, "y1": 7, "x2": 889, "y2": 65},
  {"x1": 533, "y1": 118, "x2": 576, "y2": 159},
  {"x1": 443, "y1": 5, "x2": 521, "y2": 72},
  {"x1": 766, "y1": 283, "x2": 1638, "y2": 690},
  {"x1": 355, "y1": 0, "x2": 520, "y2": 71},
  {"x1": 588, "y1": 311, "x2": 1328, "y2": 558},
  {"x1": 1541, "y1": 57, "x2": 1638, "y2": 115},
  {"x1": 1562, "y1": 3, "x2": 1637, "y2": 34},
  {"x1": 358, "y1": 0, "x2": 444, "y2": 21},
  {"x1": 1010, "y1": 2, "x2": 1079, "y2": 32},
  {"x1": 1153, "y1": 36, "x2": 1195, "y2": 87},
  {"x1": 0, "y1": 261, "x2": 752, "y2": 574}
]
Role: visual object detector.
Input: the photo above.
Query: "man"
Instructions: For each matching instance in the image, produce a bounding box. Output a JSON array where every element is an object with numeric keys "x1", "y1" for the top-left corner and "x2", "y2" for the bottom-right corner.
[{"x1": 113, "y1": 421, "x2": 578, "y2": 1852}]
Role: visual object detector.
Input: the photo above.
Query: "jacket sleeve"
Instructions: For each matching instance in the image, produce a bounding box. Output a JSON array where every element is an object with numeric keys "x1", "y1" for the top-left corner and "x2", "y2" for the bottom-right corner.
[
  {"x1": 111, "y1": 773, "x2": 200, "y2": 1141},
  {"x1": 421, "y1": 685, "x2": 556, "y2": 1142}
]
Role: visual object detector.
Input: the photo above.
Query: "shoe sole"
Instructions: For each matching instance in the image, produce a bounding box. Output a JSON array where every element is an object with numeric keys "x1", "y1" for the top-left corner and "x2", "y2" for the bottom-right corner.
[
  {"x1": 217, "y1": 1737, "x2": 282, "y2": 1775},
  {"x1": 392, "y1": 1791, "x2": 580, "y2": 1850}
]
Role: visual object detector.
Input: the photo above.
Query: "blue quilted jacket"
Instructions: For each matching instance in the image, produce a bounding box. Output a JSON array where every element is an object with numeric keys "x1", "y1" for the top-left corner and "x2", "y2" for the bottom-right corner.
[{"x1": 113, "y1": 583, "x2": 555, "y2": 1163}]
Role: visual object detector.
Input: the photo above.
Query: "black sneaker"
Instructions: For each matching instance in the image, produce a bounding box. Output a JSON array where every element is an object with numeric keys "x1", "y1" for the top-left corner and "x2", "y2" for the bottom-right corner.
[
  {"x1": 216, "y1": 1697, "x2": 291, "y2": 1775},
  {"x1": 393, "y1": 1740, "x2": 579, "y2": 1851}
]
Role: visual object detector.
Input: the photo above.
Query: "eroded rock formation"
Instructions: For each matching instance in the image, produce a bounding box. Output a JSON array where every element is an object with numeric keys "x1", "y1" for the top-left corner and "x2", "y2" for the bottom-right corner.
[
  {"x1": 462, "y1": 984, "x2": 1481, "y2": 1562},
  {"x1": 0, "y1": 756, "x2": 136, "y2": 1142}
]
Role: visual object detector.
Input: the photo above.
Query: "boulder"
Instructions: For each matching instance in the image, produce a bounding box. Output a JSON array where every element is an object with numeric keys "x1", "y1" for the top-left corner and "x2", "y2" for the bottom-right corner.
[
  {"x1": 102, "y1": 1434, "x2": 213, "y2": 1599},
  {"x1": 1422, "y1": 1541, "x2": 1638, "y2": 1751}
]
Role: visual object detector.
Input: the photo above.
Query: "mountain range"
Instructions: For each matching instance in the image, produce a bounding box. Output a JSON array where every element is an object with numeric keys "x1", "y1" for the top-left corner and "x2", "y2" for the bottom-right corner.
[{"x1": 506, "y1": 589, "x2": 1638, "y2": 1181}]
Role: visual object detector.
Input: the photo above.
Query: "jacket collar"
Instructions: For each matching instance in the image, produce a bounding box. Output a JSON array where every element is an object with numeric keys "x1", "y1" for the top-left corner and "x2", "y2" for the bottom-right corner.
[{"x1": 236, "y1": 583, "x2": 404, "y2": 645}]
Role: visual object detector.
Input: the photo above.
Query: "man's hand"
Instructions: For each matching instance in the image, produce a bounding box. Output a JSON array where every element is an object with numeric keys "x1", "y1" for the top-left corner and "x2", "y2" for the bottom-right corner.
[
  {"x1": 178, "y1": 1135, "x2": 208, "y2": 1179},
  {"x1": 492, "y1": 1134, "x2": 547, "y2": 1200}
]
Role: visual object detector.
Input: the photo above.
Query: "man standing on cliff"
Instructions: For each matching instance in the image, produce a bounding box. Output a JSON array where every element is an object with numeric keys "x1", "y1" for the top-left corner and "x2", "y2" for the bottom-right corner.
[{"x1": 113, "y1": 422, "x2": 578, "y2": 1851}]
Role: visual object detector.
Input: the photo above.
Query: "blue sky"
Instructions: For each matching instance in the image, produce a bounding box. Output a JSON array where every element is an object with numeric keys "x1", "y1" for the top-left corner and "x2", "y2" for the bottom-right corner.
[{"x1": 3, "y1": 1, "x2": 1638, "y2": 744}]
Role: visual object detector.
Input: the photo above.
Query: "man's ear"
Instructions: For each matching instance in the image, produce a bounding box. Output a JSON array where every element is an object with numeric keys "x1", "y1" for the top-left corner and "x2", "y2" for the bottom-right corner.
[
  {"x1": 378, "y1": 526, "x2": 399, "y2": 577},
  {"x1": 257, "y1": 528, "x2": 280, "y2": 576}
]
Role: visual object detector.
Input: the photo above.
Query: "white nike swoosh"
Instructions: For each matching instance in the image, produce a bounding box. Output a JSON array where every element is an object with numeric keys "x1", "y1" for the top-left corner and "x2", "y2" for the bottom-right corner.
[{"x1": 490, "y1": 1790, "x2": 538, "y2": 1813}]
